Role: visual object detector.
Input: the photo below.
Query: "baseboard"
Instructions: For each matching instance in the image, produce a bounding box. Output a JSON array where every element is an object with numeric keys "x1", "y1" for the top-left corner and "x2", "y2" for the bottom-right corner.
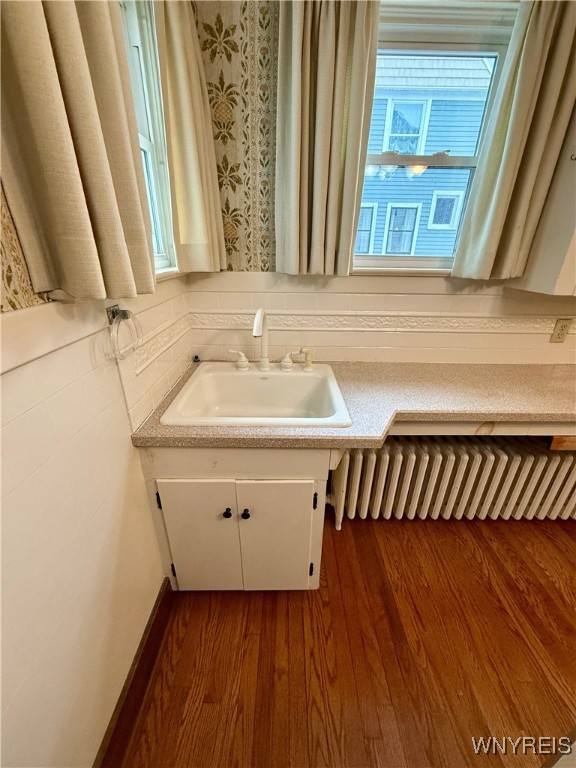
[{"x1": 93, "y1": 577, "x2": 175, "y2": 768}]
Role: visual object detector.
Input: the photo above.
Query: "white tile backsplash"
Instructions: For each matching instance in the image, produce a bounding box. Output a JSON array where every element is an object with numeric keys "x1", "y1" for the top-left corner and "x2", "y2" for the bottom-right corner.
[
  {"x1": 124, "y1": 359, "x2": 162, "y2": 412},
  {"x1": 107, "y1": 283, "x2": 195, "y2": 429},
  {"x1": 218, "y1": 291, "x2": 252, "y2": 310},
  {"x1": 128, "y1": 390, "x2": 156, "y2": 433},
  {"x1": 284, "y1": 292, "x2": 319, "y2": 311},
  {"x1": 251, "y1": 291, "x2": 286, "y2": 310},
  {"x1": 316, "y1": 293, "x2": 352, "y2": 311},
  {"x1": 205, "y1": 329, "x2": 240, "y2": 347},
  {"x1": 182, "y1": 272, "x2": 576, "y2": 366},
  {"x1": 171, "y1": 291, "x2": 189, "y2": 318},
  {"x1": 137, "y1": 302, "x2": 174, "y2": 339},
  {"x1": 188, "y1": 290, "x2": 220, "y2": 310}
]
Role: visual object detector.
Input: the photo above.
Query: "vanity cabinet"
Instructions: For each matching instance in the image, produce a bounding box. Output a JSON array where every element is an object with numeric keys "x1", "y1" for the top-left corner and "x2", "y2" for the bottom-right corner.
[
  {"x1": 139, "y1": 448, "x2": 338, "y2": 591},
  {"x1": 157, "y1": 478, "x2": 317, "y2": 590}
]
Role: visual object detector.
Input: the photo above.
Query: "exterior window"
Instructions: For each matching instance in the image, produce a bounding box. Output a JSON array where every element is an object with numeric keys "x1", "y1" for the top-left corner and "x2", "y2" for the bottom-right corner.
[
  {"x1": 384, "y1": 204, "x2": 421, "y2": 255},
  {"x1": 120, "y1": 1, "x2": 176, "y2": 273},
  {"x1": 384, "y1": 100, "x2": 429, "y2": 154},
  {"x1": 353, "y1": 3, "x2": 516, "y2": 272},
  {"x1": 428, "y1": 191, "x2": 464, "y2": 230},
  {"x1": 355, "y1": 204, "x2": 378, "y2": 254}
]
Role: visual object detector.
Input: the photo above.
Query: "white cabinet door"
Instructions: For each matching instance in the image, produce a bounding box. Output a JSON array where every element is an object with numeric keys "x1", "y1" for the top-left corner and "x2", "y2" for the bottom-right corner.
[
  {"x1": 236, "y1": 480, "x2": 314, "y2": 590},
  {"x1": 158, "y1": 479, "x2": 243, "y2": 590}
]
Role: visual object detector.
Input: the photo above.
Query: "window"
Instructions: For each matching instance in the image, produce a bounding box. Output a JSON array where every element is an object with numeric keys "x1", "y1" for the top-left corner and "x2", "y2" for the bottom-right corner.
[
  {"x1": 355, "y1": 203, "x2": 378, "y2": 254},
  {"x1": 428, "y1": 191, "x2": 464, "y2": 230},
  {"x1": 384, "y1": 204, "x2": 421, "y2": 254},
  {"x1": 384, "y1": 100, "x2": 430, "y2": 154},
  {"x1": 353, "y1": 1, "x2": 516, "y2": 273},
  {"x1": 120, "y1": 1, "x2": 176, "y2": 273}
]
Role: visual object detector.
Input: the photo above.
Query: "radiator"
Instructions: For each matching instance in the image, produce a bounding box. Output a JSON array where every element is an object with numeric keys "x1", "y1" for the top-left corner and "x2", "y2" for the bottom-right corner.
[{"x1": 329, "y1": 437, "x2": 576, "y2": 530}]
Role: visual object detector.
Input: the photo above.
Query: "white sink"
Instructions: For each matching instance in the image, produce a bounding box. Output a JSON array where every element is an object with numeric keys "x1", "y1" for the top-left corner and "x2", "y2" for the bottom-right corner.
[{"x1": 160, "y1": 362, "x2": 352, "y2": 427}]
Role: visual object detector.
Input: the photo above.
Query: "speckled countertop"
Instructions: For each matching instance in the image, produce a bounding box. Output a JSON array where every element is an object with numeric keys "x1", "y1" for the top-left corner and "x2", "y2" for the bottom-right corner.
[{"x1": 131, "y1": 362, "x2": 576, "y2": 449}]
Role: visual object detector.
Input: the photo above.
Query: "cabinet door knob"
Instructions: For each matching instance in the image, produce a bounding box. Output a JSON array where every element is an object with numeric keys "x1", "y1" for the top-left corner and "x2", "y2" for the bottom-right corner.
[
  {"x1": 241, "y1": 509, "x2": 251, "y2": 520},
  {"x1": 223, "y1": 508, "x2": 233, "y2": 519}
]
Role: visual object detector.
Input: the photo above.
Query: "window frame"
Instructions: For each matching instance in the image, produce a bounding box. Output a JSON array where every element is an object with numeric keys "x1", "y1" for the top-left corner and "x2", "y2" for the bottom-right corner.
[
  {"x1": 120, "y1": 1, "x2": 176, "y2": 275},
  {"x1": 355, "y1": 203, "x2": 379, "y2": 255},
  {"x1": 382, "y1": 98, "x2": 431, "y2": 155},
  {"x1": 428, "y1": 190, "x2": 465, "y2": 230},
  {"x1": 353, "y1": 5, "x2": 514, "y2": 275}
]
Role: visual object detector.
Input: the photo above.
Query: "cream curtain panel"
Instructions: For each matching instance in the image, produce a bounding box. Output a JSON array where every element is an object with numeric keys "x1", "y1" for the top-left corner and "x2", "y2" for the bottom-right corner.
[
  {"x1": 452, "y1": 1, "x2": 576, "y2": 280},
  {"x1": 275, "y1": 0, "x2": 378, "y2": 275},
  {"x1": 1, "y1": 1, "x2": 155, "y2": 300},
  {"x1": 154, "y1": 1, "x2": 226, "y2": 273}
]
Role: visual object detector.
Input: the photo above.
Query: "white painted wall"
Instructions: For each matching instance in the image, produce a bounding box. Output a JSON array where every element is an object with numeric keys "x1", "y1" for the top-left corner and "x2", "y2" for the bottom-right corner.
[
  {"x1": 0, "y1": 284, "x2": 189, "y2": 765},
  {"x1": 186, "y1": 272, "x2": 576, "y2": 365}
]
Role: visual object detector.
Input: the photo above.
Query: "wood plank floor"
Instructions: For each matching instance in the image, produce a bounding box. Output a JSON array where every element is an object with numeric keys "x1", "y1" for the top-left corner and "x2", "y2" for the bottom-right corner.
[{"x1": 120, "y1": 516, "x2": 575, "y2": 768}]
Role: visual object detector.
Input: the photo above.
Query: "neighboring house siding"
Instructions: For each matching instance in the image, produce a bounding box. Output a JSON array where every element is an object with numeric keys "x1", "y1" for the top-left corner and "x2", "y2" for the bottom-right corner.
[
  {"x1": 360, "y1": 90, "x2": 485, "y2": 256},
  {"x1": 367, "y1": 97, "x2": 388, "y2": 153},
  {"x1": 364, "y1": 169, "x2": 470, "y2": 256},
  {"x1": 425, "y1": 100, "x2": 485, "y2": 155}
]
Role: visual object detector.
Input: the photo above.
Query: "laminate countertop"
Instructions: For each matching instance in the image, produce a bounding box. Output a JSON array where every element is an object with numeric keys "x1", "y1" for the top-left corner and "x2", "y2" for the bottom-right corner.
[{"x1": 131, "y1": 362, "x2": 576, "y2": 449}]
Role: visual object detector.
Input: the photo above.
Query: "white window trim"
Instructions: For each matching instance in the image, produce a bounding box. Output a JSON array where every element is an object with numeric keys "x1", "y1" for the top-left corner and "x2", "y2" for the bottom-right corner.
[
  {"x1": 428, "y1": 190, "x2": 465, "y2": 230},
  {"x1": 382, "y1": 203, "x2": 422, "y2": 256},
  {"x1": 120, "y1": 1, "x2": 176, "y2": 273},
  {"x1": 382, "y1": 98, "x2": 431, "y2": 154},
  {"x1": 378, "y1": 2, "x2": 518, "y2": 47},
  {"x1": 356, "y1": 203, "x2": 379, "y2": 254}
]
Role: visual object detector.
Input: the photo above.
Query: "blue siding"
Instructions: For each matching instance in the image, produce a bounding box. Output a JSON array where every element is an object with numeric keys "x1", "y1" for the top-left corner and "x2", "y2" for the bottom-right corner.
[
  {"x1": 368, "y1": 91, "x2": 484, "y2": 156},
  {"x1": 425, "y1": 100, "x2": 484, "y2": 155},
  {"x1": 362, "y1": 168, "x2": 471, "y2": 256},
  {"x1": 359, "y1": 88, "x2": 484, "y2": 257},
  {"x1": 367, "y1": 98, "x2": 387, "y2": 153}
]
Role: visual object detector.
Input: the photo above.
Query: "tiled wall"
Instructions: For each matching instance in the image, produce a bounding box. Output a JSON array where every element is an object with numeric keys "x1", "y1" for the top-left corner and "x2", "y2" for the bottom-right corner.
[
  {"x1": 115, "y1": 276, "x2": 194, "y2": 429},
  {"x1": 186, "y1": 272, "x2": 576, "y2": 365},
  {"x1": 1, "y1": 327, "x2": 164, "y2": 767}
]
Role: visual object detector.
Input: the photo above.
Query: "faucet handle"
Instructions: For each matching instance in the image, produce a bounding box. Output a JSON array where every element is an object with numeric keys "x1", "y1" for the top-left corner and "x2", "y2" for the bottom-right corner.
[
  {"x1": 300, "y1": 347, "x2": 314, "y2": 372},
  {"x1": 280, "y1": 350, "x2": 302, "y2": 371},
  {"x1": 228, "y1": 349, "x2": 249, "y2": 371}
]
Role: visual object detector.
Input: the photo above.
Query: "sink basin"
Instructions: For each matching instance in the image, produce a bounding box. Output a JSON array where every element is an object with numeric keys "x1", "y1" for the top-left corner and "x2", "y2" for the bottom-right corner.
[{"x1": 160, "y1": 362, "x2": 352, "y2": 427}]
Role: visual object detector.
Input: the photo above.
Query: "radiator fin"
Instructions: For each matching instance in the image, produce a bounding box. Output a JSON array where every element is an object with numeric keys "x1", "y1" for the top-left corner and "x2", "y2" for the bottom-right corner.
[{"x1": 331, "y1": 437, "x2": 576, "y2": 528}]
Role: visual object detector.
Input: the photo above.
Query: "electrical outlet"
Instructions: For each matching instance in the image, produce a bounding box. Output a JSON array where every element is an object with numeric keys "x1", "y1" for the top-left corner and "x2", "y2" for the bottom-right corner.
[{"x1": 550, "y1": 319, "x2": 573, "y2": 343}]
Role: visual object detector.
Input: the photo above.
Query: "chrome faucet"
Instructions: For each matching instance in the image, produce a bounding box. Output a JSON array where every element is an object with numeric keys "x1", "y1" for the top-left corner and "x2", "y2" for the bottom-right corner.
[{"x1": 252, "y1": 308, "x2": 270, "y2": 371}]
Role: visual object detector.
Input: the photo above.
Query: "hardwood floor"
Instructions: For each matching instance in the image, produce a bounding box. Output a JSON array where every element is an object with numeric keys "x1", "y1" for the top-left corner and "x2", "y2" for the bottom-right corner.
[{"x1": 120, "y1": 516, "x2": 575, "y2": 768}]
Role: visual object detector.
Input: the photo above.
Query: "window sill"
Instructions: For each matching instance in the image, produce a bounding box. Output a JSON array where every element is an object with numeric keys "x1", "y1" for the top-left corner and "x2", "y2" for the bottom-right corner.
[
  {"x1": 155, "y1": 268, "x2": 180, "y2": 283},
  {"x1": 352, "y1": 266, "x2": 452, "y2": 276},
  {"x1": 353, "y1": 255, "x2": 453, "y2": 275}
]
